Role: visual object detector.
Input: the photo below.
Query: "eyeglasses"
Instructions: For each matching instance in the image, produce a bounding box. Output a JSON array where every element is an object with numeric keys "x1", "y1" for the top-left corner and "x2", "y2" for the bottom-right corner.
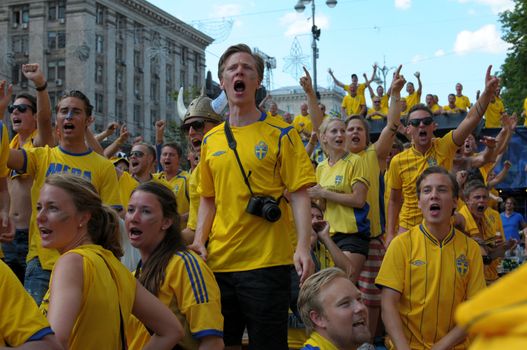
[
  {"x1": 408, "y1": 116, "x2": 434, "y2": 127},
  {"x1": 8, "y1": 104, "x2": 35, "y2": 114},
  {"x1": 180, "y1": 120, "x2": 206, "y2": 133},
  {"x1": 129, "y1": 150, "x2": 145, "y2": 158}
]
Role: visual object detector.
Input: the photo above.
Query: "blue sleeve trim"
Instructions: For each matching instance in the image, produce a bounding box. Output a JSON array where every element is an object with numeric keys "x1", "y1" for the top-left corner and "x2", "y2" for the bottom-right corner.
[
  {"x1": 111, "y1": 205, "x2": 124, "y2": 211},
  {"x1": 301, "y1": 345, "x2": 320, "y2": 350},
  {"x1": 175, "y1": 251, "x2": 209, "y2": 303},
  {"x1": 17, "y1": 148, "x2": 28, "y2": 174},
  {"x1": 156, "y1": 143, "x2": 162, "y2": 172},
  {"x1": 192, "y1": 329, "x2": 223, "y2": 339},
  {"x1": 27, "y1": 327, "x2": 54, "y2": 341}
]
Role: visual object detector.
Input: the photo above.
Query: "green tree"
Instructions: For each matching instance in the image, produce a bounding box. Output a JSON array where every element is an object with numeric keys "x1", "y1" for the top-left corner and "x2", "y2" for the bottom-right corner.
[{"x1": 499, "y1": 0, "x2": 527, "y2": 120}]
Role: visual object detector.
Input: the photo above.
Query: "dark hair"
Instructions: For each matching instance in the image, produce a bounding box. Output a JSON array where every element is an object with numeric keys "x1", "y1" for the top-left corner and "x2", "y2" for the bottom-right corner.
[
  {"x1": 416, "y1": 166, "x2": 459, "y2": 200},
  {"x1": 132, "y1": 182, "x2": 185, "y2": 296},
  {"x1": 345, "y1": 115, "x2": 371, "y2": 146},
  {"x1": 407, "y1": 103, "x2": 433, "y2": 120},
  {"x1": 463, "y1": 180, "x2": 488, "y2": 200},
  {"x1": 162, "y1": 142, "x2": 183, "y2": 158},
  {"x1": 56, "y1": 90, "x2": 93, "y2": 117},
  {"x1": 218, "y1": 44, "x2": 264, "y2": 82},
  {"x1": 311, "y1": 201, "x2": 323, "y2": 213},
  {"x1": 14, "y1": 93, "x2": 37, "y2": 113},
  {"x1": 44, "y1": 174, "x2": 123, "y2": 257},
  {"x1": 392, "y1": 138, "x2": 404, "y2": 152},
  {"x1": 133, "y1": 142, "x2": 157, "y2": 159}
]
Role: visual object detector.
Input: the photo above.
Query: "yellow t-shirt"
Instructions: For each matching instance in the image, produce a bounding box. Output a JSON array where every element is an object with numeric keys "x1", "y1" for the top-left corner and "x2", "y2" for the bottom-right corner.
[
  {"x1": 0, "y1": 122, "x2": 10, "y2": 259},
  {"x1": 127, "y1": 251, "x2": 223, "y2": 350},
  {"x1": 485, "y1": 97, "x2": 504, "y2": 128},
  {"x1": 523, "y1": 97, "x2": 527, "y2": 126},
  {"x1": 21, "y1": 146, "x2": 122, "y2": 270},
  {"x1": 153, "y1": 170, "x2": 190, "y2": 216},
  {"x1": 316, "y1": 153, "x2": 370, "y2": 235},
  {"x1": 455, "y1": 95, "x2": 471, "y2": 111},
  {"x1": 367, "y1": 106, "x2": 388, "y2": 119},
  {"x1": 376, "y1": 223, "x2": 486, "y2": 350},
  {"x1": 430, "y1": 104, "x2": 441, "y2": 113},
  {"x1": 301, "y1": 331, "x2": 339, "y2": 350},
  {"x1": 380, "y1": 94, "x2": 389, "y2": 110},
  {"x1": 267, "y1": 111, "x2": 284, "y2": 121},
  {"x1": 0, "y1": 260, "x2": 53, "y2": 346},
  {"x1": 405, "y1": 91, "x2": 421, "y2": 113},
  {"x1": 456, "y1": 263, "x2": 527, "y2": 350},
  {"x1": 341, "y1": 94, "x2": 365, "y2": 116},
  {"x1": 187, "y1": 163, "x2": 201, "y2": 231},
  {"x1": 357, "y1": 144, "x2": 383, "y2": 237},
  {"x1": 292, "y1": 114, "x2": 313, "y2": 137},
  {"x1": 458, "y1": 206, "x2": 504, "y2": 283},
  {"x1": 198, "y1": 115, "x2": 316, "y2": 272},
  {"x1": 40, "y1": 245, "x2": 136, "y2": 350},
  {"x1": 443, "y1": 105, "x2": 461, "y2": 113},
  {"x1": 344, "y1": 83, "x2": 366, "y2": 99},
  {"x1": 386, "y1": 131, "x2": 458, "y2": 230},
  {"x1": 118, "y1": 171, "x2": 171, "y2": 210}
]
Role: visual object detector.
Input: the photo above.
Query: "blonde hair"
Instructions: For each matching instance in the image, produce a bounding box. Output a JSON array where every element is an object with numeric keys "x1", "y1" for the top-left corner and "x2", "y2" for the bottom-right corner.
[{"x1": 318, "y1": 117, "x2": 345, "y2": 157}]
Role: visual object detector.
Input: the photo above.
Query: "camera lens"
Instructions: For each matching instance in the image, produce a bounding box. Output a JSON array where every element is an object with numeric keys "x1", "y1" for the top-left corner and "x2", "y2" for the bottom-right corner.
[{"x1": 262, "y1": 202, "x2": 281, "y2": 222}]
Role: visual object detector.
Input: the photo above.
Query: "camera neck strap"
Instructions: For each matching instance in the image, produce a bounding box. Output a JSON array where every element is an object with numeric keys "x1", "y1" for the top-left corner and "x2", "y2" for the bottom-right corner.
[{"x1": 224, "y1": 119, "x2": 256, "y2": 197}]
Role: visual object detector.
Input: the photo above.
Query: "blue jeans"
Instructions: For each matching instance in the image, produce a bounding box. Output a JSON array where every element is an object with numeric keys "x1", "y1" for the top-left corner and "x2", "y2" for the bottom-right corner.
[
  {"x1": 2, "y1": 228, "x2": 29, "y2": 282},
  {"x1": 24, "y1": 257, "x2": 51, "y2": 306}
]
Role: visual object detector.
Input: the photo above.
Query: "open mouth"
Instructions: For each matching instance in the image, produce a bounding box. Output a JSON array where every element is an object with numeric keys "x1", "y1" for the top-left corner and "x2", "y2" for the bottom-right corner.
[
  {"x1": 191, "y1": 138, "x2": 202, "y2": 148},
  {"x1": 63, "y1": 123, "x2": 75, "y2": 130},
  {"x1": 12, "y1": 117, "x2": 22, "y2": 126},
  {"x1": 39, "y1": 227, "x2": 52, "y2": 237},
  {"x1": 129, "y1": 227, "x2": 142, "y2": 238},
  {"x1": 419, "y1": 130, "x2": 427, "y2": 137},
  {"x1": 352, "y1": 320, "x2": 366, "y2": 327},
  {"x1": 430, "y1": 203, "x2": 441, "y2": 215},
  {"x1": 234, "y1": 80, "x2": 245, "y2": 92},
  {"x1": 477, "y1": 204, "x2": 485, "y2": 213}
]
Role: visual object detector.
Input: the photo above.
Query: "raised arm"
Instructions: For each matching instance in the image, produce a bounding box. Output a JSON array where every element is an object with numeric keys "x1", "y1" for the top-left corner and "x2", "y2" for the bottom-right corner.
[
  {"x1": 84, "y1": 117, "x2": 104, "y2": 156},
  {"x1": 95, "y1": 122, "x2": 119, "y2": 143},
  {"x1": 300, "y1": 67, "x2": 323, "y2": 132},
  {"x1": 452, "y1": 65, "x2": 499, "y2": 146},
  {"x1": 328, "y1": 68, "x2": 345, "y2": 89},
  {"x1": 314, "y1": 220, "x2": 354, "y2": 277},
  {"x1": 487, "y1": 160, "x2": 511, "y2": 188},
  {"x1": 415, "y1": 71, "x2": 422, "y2": 95},
  {"x1": 22, "y1": 64, "x2": 54, "y2": 147},
  {"x1": 103, "y1": 124, "x2": 129, "y2": 159},
  {"x1": 375, "y1": 65, "x2": 404, "y2": 170}
]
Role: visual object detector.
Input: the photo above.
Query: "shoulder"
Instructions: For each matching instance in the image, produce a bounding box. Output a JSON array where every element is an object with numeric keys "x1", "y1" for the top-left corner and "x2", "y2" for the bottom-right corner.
[{"x1": 202, "y1": 123, "x2": 224, "y2": 145}]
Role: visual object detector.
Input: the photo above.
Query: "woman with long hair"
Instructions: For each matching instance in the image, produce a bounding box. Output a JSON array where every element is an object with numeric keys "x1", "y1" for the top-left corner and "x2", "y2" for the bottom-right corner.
[
  {"x1": 37, "y1": 174, "x2": 182, "y2": 350},
  {"x1": 307, "y1": 117, "x2": 370, "y2": 284},
  {"x1": 126, "y1": 181, "x2": 224, "y2": 350}
]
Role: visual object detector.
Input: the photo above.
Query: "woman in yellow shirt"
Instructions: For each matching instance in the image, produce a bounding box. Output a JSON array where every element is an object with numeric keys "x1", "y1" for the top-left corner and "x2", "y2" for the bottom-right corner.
[
  {"x1": 126, "y1": 182, "x2": 224, "y2": 350},
  {"x1": 37, "y1": 174, "x2": 182, "y2": 350}
]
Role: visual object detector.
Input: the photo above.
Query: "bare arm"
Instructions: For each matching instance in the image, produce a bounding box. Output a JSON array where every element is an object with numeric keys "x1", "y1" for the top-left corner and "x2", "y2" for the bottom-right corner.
[
  {"x1": 198, "y1": 336, "x2": 224, "y2": 350},
  {"x1": 0, "y1": 335, "x2": 63, "y2": 350},
  {"x1": 381, "y1": 287, "x2": 411, "y2": 350},
  {"x1": 415, "y1": 72, "x2": 422, "y2": 95},
  {"x1": 487, "y1": 161, "x2": 511, "y2": 188},
  {"x1": 155, "y1": 120, "x2": 166, "y2": 146},
  {"x1": 95, "y1": 122, "x2": 119, "y2": 143},
  {"x1": 328, "y1": 68, "x2": 345, "y2": 88},
  {"x1": 308, "y1": 181, "x2": 367, "y2": 209},
  {"x1": 188, "y1": 196, "x2": 216, "y2": 261},
  {"x1": 133, "y1": 281, "x2": 183, "y2": 350},
  {"x1": 22, "y1": 64, "x2": 54, "y2": 147},
  {"x1": 300, "y1": 67, "x2": 323, "y2": 132},
  {"x1": 103, "y1": 124, "x2": 129, "y2": 159},
  {"x1": 7, "y1": 149, "x2": 26, "y2": 172},
  {"x1": 315, "y1": 220, "x2": 354, "y2": 277},
  {"x1": 258, "y1": 94, "x2": 271, "y2": 112},
  {"x1": 386, "y1": 188, "x2": 403, "y2": 247},
  {"x1": 85, "y1": 123, "x2": 105, "y2": 156},
  {"x1": 305, "y1": 132, "x2": 318, "y2": 157},
  {"x1": 290, "y1": 188, "x2": 315, "y2": 284},
  {"x1": 375, "y1": 65, "x2": 404, "y2": 169},
  {"x1": 452, "y1": 66, "x2": 500, "y2": 146},
  {"x1": 0, "y1": 177, "x2": 13, "y2": 243},
  {"x1": 431, "y1": 326, "x2": 467, "y2": 350}
]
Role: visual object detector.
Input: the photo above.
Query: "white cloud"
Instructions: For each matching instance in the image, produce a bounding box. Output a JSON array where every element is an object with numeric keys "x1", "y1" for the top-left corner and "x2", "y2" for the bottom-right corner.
[
  {"x1": 395, "y1": 0, "x2": 411, "y2": 10},
  {"x1": 434, "y1": 49, "x2": 446, "y2": 57},
  {"x1": 453, "y1": 24, "x2": 511, "y2": 55},
  {"x1": 457, "y1": 0, "x2": 514, "y2": 14},
  {"x1": 279, "y1": 12, "x2": 330, "y2": 38},
  {"x1": 411, "y1": 54, "x2": 426, "y2": 64},
  {"x1": 211, "y1": 4, "x2": 242, "y2": 17}
]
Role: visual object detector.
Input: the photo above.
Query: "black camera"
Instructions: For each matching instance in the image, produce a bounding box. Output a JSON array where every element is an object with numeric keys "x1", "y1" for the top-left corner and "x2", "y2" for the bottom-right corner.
[{"x1": 246, "y1": 196, "x2": 281, "y2": 222}]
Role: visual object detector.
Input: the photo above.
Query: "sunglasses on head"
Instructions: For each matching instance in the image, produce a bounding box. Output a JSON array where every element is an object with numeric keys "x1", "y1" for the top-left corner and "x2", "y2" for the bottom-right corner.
[
  {"x1": 180, "y1": 120, "x2": 206, "y2": 133},
  {"x1": 408, "y1": 116, "x2": 434, "y2": 127},
  {"x1": 8, "y1": 104, "x2": 35, "y2": 114},
  {"x1": 129, "y1": 150, "x2": 145, "y2": 158}
]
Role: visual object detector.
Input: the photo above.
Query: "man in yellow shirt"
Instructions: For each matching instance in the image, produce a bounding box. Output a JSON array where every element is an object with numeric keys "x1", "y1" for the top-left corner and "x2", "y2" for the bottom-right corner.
[
  {"x1": 484, "y1": 88, "x2": 505, "y2": 128},
  {"x1": 328, "y1": 68, "x2": 369, "y2": 101},
  {"x1": 341, "y1": 84, "x2": 366, "y2": 118},
  {"x1": 366, "y1": 96, "x2": 388, "y2": 120},
  {"x1": 403, "y1": 71, "x2": 422, "y2": 113},
  {"x1": 377, "y1": 166, "x2": 486, "y2": 350},
  {"x1": 444, "y1": 93, "x2": 463, "y2": 114},
  {"x1": 298, "y1": 268, "x2": 371, "y2": 350},
  {"x1": 293, "y1": 102, "x2": 313, "y2": 141},
  {"x1": 455, "y1": 83, "x2": 471, "y2": 111},
  {"x1": 386, "y1": 65, "x2": 499, "y2": 245},
  {"x1": 191, "y1": 44, "x2": 319, "y2": 349},
  {"x1": 426, "y1": 93, "x2": 442, "y2": 115}
]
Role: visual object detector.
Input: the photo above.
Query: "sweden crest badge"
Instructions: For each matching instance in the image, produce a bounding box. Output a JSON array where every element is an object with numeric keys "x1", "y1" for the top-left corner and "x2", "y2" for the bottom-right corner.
[{"x1": 255, "y1": 141, "x2": 268, "y2": 160}]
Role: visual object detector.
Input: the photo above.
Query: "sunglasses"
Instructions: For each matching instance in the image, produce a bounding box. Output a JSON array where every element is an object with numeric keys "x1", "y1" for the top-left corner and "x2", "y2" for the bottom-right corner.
[
  {"x1": 129, "y1": 150, "x2": 145, "y2": 158},
  {"x1": 180, "y1": 120, "x2": 206, "y2": 133},
  {"x1": 408, "y1": 116, "x2": 434, "y2": 127},
  {"x1": 8, "y1": 104, "x2": 35, "y2": 114}
]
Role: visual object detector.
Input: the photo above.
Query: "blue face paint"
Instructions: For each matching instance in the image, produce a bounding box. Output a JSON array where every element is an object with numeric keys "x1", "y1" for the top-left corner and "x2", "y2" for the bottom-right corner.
[{"x1": 65, "y1": 110, "x2": 74, "y2": 121}]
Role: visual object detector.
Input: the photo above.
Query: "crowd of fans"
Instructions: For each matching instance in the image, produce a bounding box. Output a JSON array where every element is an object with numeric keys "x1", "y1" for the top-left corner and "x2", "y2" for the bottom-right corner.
[{"x1": 1, "y1": 43, "x2": 527, "y2": 350}]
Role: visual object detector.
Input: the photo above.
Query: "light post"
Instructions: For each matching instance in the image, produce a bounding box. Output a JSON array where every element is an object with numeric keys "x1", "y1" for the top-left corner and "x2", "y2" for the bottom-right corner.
[
  {"x1": 294, "y1": 0, "x2": 337, "y2": 99},
  {"x1": 374, "y1": 57, "x2": 396, "y2": 91}
]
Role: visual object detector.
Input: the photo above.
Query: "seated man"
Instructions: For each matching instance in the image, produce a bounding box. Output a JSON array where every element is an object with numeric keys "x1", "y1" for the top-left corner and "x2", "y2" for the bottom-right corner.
[
  {"x1": 377, "y1": 166, "x2": 486, "y2": 350},
  {"x1": 366, "y1": 96, "x2": 388, "y2": 120},
  {"x1": 443, "y1": 93, "x2": 463, "y2": 114},
  {"x1": 298, "y1": 267, "x2": 371, "y2": 350}
]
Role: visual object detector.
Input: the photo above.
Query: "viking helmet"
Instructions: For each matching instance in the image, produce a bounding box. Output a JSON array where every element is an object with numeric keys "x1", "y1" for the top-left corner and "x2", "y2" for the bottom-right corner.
[{"x1": 177, "y1": 87, "x2": 223, "y2": 124}]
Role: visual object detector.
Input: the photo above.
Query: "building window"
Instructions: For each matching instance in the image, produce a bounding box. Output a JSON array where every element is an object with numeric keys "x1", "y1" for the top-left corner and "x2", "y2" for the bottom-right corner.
[
  {"x1": 134, "y1": 76, "x2": 142, "y2": 99},
  {"x1": 12, "y1": 35, "x2": 29, "y2": 53},
  {"x1": 115, "y1": 99, "x2": 124, "y2": 122},
  {"x1": 95, "y1": 35, "x2": 104, "y2": 54},
  {"x1": 48, "y1": 31, "x2": 66, "y2": 49},
  {"x1": 133, "y1": 23, "x2": 143, "y2": 45},
  {"x1": 181, "y1": 46, "x2": 188, "y2": 65},
  {"x1": 180, "y1": 70, "x2": 186, "y2": 88},
  {"x1": 48, "y1": 1, "x2": 65, "y2": 21},
  {"x1": 48, "y1": 60, "x2": 65, "y2": 81},
  {"x1": 116, "y1": 43, "x2": 124, "y2": 62},
  {"x1": 116, "y1": 70, "x2": 123, "y2": 92},
  {"x1": 12, "y1": 6, "x2": 29, "y2": 26},
  {"x1": 96, "y1": 4, "x2": 105, "y2": 25},
  {"x1": 95, "y1": 93, "x2": 104, "y2": 114},
  {"x1": 134, "y1": 104, "x2": 141, "y2": 123},
  {"x1": 194, "y1": 52, "x2": 200, "y2": 72},
  {"x1": 116, "y1": 15, "x2": 126, "y2": 40},
  {"x1": 95, "y1": 64, "x2": 103, "y2": 84}
]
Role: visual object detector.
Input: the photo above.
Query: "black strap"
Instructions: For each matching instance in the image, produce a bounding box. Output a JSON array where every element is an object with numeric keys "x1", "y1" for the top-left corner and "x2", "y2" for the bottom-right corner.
[{"x1": 224, "y1": 120, "x2": 255, "y2": 196}]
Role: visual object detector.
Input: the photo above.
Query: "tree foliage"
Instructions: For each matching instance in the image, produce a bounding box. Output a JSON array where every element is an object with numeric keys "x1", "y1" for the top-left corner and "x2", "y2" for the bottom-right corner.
[{"x1": 499, "y1": 0, "x2": 527, "y2": 119}]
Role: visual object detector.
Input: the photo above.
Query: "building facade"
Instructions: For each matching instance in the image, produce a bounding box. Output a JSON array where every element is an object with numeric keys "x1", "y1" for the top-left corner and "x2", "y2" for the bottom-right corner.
[
  {"x1": 270, "y1": 85, "x2": 345, "y2": 118},
  {"x1": 0, "y1": 0, "x2": 212, "y2": 141}
]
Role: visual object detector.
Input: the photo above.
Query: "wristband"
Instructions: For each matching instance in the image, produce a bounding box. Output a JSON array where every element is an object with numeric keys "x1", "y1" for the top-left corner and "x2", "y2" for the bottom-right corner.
[{"x1": 35, "y1": 81, "x2": 48, "y2": 91}]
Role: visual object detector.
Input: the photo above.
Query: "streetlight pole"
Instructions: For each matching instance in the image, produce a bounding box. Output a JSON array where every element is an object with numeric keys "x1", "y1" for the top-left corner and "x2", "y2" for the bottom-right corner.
[{"x1": 295, "y1": 0, "x2": 337, "y2": 100}]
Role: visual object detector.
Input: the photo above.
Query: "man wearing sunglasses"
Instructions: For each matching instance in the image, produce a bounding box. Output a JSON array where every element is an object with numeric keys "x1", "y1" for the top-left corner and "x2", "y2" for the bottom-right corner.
[
  {"x1": 385, "y1": 66, "x2": 500, "y2": 247},
  {"x1": 1, "y1": 64, "x2": 54, "y2": 283}
]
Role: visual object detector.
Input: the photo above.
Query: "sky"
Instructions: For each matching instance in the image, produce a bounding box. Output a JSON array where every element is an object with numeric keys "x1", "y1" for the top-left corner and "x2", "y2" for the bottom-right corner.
[{"x1": 149, "y1": 0, "x2": 514, "y2": 106}]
